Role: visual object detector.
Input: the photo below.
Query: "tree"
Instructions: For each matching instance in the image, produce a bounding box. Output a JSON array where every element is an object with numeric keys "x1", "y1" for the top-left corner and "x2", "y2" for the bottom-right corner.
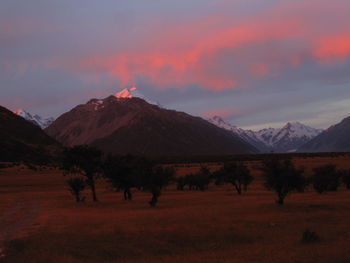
[
  {"x1": 180, "y1": 166, "x2": 211, "y2": 191},
  {"x1": 311, "y1": 165, "x2": 342, "y2": 194},
  {"x1": 342, "y1": 170, "x2": 350, "y2": 189},
  {"x1": 62, "y1": 145, "x2": 102, "y2": 202},
  {"x1": 104, "y1": 155, "x2": 175, "y2": 207},
  {"x1": 103, "y1": 155, "x2": 152, "y2": 200},
  {"x1": 176, "y1": 176, "x2": 186, "y2": 190},
  {"x1": 260, "y1": 158, "x2": 306, "y2": 205},
  {"x1": 147, "y1": 166, "x2": 175, "y2": 207},
  {"x1": 214, "y1": 162, "x2": 253, "y2": 194},
  {"x1": 196, "y1": 166, "x2": 212, "y2": 191},
  {"x1": 67, "y1": 177, "x2": 86, "y2": 202}
]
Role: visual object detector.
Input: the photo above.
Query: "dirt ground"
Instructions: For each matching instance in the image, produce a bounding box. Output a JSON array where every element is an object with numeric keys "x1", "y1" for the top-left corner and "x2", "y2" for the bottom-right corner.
[{"x1": 0, "y1": 156, "x2": 350, "y2": 263}]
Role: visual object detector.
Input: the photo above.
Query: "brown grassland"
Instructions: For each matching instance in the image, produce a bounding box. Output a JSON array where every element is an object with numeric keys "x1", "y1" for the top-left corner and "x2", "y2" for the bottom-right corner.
[{"x1": 1, "y1": 155, "x2": 350, "y2": 263}]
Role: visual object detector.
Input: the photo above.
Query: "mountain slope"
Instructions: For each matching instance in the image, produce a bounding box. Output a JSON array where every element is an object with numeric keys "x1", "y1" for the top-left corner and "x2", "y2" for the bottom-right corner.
[
  {"x1": 14, "y1": 109, "x2": 54, "y2": 129},
  {"x1": 208, "y1": 116, "x2": 322, "y2": 152},
  {"x1": 46, "y1": 94, "x2": 258, "y2": 156},
  {"x1": 0, "y1": 105, "x2": 61, "y2": 162},
  {"x1": 269, "y1": 122, "x2": 322, "y2": 152},
  {"x1": 208, "y1": 116, "x2": 270, "y2": 151},
  {"x1": 298, "y1": 116, "x2": 350, "y2": 152}
]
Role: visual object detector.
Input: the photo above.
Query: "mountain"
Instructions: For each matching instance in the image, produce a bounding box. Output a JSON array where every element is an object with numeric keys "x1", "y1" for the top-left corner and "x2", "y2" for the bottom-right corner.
[
  {"x1": 0, "y1": 105, "x2": 61, "y2": 162},
  {"x1": 115, "y1": 86, "x2": 159, "y2": 105},
  {"x1": 208, "y1": 116, "x2": 322, "y2": 152},
  {"x1": 45, "y1": 89, "x2": 258, "y2": 157},
  {"x1": 298, "y1": 116, "x2": 350, "y2": 152},
  {"x1": 263, "y1": 122, "x2": 323, "y2": 152},
  {"x1": 14, "y1": 109, "x2": 54, "y2": 129},
  {"x1": 208, "y1": 116, "x2": 270, "y2": 151}
]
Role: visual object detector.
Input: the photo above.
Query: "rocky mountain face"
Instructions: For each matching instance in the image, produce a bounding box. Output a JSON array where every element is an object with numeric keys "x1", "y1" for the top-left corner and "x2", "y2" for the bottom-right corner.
[
  {"x1": 46, "y1": 90, "x2": 258, "y2": 157},
  {"x1": 0, "y1": 105, "x2": 61, "y2": 162},
  {"x1": 298, "y1": 116, "x2": 350, "y2": 152},
  {"x1": 208, "y1": 116, "x2": 322, "y2": 153},
  {"x1": 14, "y1": 109, "x2": 54, "y2": 129}
]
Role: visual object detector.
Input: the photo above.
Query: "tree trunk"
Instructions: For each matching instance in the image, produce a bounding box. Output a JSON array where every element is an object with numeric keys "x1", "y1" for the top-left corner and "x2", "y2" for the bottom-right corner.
[
  {"x1": 233, "y1": 183, "x2": 242, "y2": 195},
  {"x1": 124, "y1": 188, "x2": 132, "y2": 200},
  {"x1": 90, "y1": 181, "x2": 98, "y2": 202},
  {"x1": 75, "y1": 194, "x2": 80, "y2": 203},
  {"x1": 149, "y1": 187, "x2": 161, "y2": 207},
  {"x1": 243, "y1": 184, "x2": 248, "y2": 192},
  {"x1": 277, "y1": 195, "x2": 284, "y2": 205}
]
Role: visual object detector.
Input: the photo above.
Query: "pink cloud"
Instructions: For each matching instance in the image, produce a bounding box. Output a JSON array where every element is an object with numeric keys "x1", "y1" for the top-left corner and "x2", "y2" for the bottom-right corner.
[
  {"x1": 11, "y1": 0, "x2": 350, "y2": 91},
  {"x1": 313, "y1": 34, "x2": 350, "y2": 61}
]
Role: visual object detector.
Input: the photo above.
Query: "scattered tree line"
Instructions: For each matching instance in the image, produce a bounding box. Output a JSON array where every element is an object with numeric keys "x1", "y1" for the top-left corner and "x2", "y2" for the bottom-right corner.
[
  {"x1": 260, "y1": 159, "x2": 350, "y2": 205},
  {"x1": 62, "y1": 145, "x2": 350, "y2": 207},
  {"x1": 62, "y1": 145, "x2": 175, "y2": 207}
]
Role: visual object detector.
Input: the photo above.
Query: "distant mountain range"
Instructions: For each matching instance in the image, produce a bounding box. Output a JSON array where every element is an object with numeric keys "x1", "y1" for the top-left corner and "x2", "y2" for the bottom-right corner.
[
  {"x1": 45, "y1": 88, "x2": 257, "y2": 157},
  {"x1": 14, "y1": 109, "x2": 54, "y2": 129},
  {"x1": 0, "y1": 106, "x2": 60, "y2": 162},
  {"x1": 299, "y1": 116, "x2": 350, "y2": 152},
  {"x1": 7, "y1": 87, "x2": 350, "y2": 156},
  {"x1": 208, "y1": 116, "x2": 323, "y2": 153}
]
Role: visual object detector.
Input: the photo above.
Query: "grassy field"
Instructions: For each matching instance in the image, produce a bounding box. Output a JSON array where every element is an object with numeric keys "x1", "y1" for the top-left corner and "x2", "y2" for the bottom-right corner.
[{"x1": 1, "y1": 156, "x2": 350, "y2": 263}]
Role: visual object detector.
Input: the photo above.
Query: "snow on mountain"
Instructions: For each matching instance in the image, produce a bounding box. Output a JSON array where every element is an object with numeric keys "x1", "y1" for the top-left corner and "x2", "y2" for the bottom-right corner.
[
  {"x1": 268, "y1": 122, "x2": 323, "y2": 152},
  {"x1": 115, "y1": 88, "x2": 134, "y2": 98},
  {"x1": 208, "y1": 116, "x2": 269, "y2": 151},
  {"x1": 89, "y1": 99, "x2": 105, "y2": 111},
  {"x1": 46, "y1": 95, "x2": 257, "y2": 156},
  {"x1": 114, "y1": 87, "x2": 158, "y2": 105},
  {"x1": 208, "y1": 116, "x2": 323, "y2": 152},
  {"x1": 14, "y1": 109, "x2": 54, "y2": 129}
]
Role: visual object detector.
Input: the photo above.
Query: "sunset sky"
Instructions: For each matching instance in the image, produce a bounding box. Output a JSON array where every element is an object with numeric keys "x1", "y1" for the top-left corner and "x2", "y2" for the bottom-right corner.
[{"x1": 1, "y1": 0, "x2": 350, "y2": 130}]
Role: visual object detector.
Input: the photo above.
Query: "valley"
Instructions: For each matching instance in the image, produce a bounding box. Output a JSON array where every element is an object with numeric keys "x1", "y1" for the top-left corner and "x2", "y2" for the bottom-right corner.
[{"x1": 1, "y1": 154, "x2": 350, "y2": 263}]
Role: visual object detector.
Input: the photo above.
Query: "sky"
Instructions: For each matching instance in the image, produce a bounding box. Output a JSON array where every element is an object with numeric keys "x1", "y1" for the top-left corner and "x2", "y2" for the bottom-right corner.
[{"x1": 1, "y1": 0, "x2": 350, "y2": 130}]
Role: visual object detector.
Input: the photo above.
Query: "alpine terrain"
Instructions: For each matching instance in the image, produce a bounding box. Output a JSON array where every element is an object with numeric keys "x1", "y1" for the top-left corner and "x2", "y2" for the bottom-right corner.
[
  {"x1": 14, "y1": 109, "x2": 54, "y2": 129},
  {"x1": 298, "y1": 116, "x2": 350, "y2": 152},
  {"x1": 45, "y1": 88, "x2": 258, "y2": 156},
  {"x1": 0, "y1": 105, "x2": 60, "y2": 162},
  {"x1": 208, "y1": 116, "x2": 322, "y2": 153}
]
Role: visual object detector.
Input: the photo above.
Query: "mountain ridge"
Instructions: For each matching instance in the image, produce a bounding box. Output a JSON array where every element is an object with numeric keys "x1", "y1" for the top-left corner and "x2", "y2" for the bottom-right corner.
[
  {"x1": 208, "y1": 116, "x2": 322, "y2": 153},
  {"x1": 298, "y1": 116, "x2": 350, "y2": 152},
  {"x1": 0, "y1": 105, "x2": 61, "y2": 162},
  {"x1": 46, "y1": 95, "x2": 258, "y2": 156},
  {"x1": 14, "y1": 109, "x2": 54, "y2": 129}
]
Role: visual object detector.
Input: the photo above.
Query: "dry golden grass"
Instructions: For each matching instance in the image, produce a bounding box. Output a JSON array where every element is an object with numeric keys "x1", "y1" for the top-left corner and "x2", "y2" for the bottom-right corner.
[{"x1": 1, "y1": 156, "x2": 350, "y2": 263}]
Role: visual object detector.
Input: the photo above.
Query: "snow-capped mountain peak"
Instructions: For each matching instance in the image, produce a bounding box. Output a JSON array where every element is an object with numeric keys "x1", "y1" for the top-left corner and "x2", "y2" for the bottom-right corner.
[
  {"x1": 115, "y1": 88, "x2": 134, "y2": 99},
  {"x1": 208, "y1": 116, "x2": 268, "y2": 150},
  {"x1": 14, "y1": 109, "x2": 29, "y2": 118},
  {"x1": 208, "y1": 116, "x2": 323, "y2": 152},
  {"x1": 281, "y1": 122, "x2": 322, "y2": 138},
  {"x1": 114, "y1": 86, "x2": 158, "y2": 105},
  {"x1": 13, "y1": 109, "x2": 54, "y2": 129}
]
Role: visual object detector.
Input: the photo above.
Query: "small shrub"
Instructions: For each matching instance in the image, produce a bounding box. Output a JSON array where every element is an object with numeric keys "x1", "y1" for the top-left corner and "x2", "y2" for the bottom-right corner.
[{"x1": 301, "y1": 229, "x2": 320, "y2": 243}]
